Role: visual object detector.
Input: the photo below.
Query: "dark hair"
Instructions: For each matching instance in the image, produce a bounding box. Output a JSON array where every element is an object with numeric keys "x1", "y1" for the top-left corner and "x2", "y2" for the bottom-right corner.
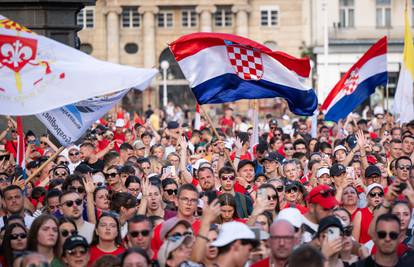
[
  {"x1": 258, "y1": 184, "x2": 280, "y2": 214},
  {"x1": 161, "y1": 178, "x2": 178, "y2": 190},
  {"x1": 127, "y1": 214, "x2": 153, "y2": 231},
  {"x1": 177, "y1": 183, "x2": 198, "y2": 198},
  {"x1": 333, "y1": 207, "x2": 352, "y2": 223},
  {"x1": 103, "y1": 151, "x2": 120, "y2": 167},
  {"x1": 120, "y1": 143, "x2": 134, "y2": 151},
  {"x1": 197, "y1": 166, "x2": 214, "y2": 177},
  {"x1": 254, "y1": 173, "x2": 269, "y2": 182},
  {"x1": 293, "y1": 139, "x2": 307, "y2": 150},
  {"x1": 125, "y1": 175, "x2": 141, "y2": 188},
  {"x1": 218, "y1": 166, "x2": 235, "y2": 178},
  {"x1": 48, "y1": 178, "x2": 64, "y2": 190},
  {"x1": 62, "y1": 174, "x2": 84, "y2": 191},
  {"x1": 120, "y1": 247, "x2": 150, "y2": 266},
  {"x1": 110, "y1": 192, "x2": 137, "y2": 213},
  {"x1": 217, "y1": 193, "x2": 238, "y2": 223},
  {"x1": 395, "y1": 156, "x2": 412, "y2": 169},
  {"x1": 80, "y1": 142, "x2": 95, "y2": 149},
  {"x1": 375, "y1": 213, "x2": 401, "y2": 230},
  {"x1": 91, "y1": 254, "x2": 120, "y2": 267},
  {"x1": 45, "y1": 189, "x2": 62, "y2": 206},
  {"x1": 58, "y1": 216, "x2": 78, "y2": 231},
  {"x1": 3, "y1": 185, "x2": 23, "y2": 196},
  {"x1": 93, "y1": 186, "x2": 109, "y2": 202},
  {"x1": 91, "y1": 212, "x2": 122, "y2": 246},
  {"x1": 27, "y1": 214, "x2": 60, "y2": 257},
  {"x1": 288, "y1": 244, "x2": 325, "y2": 267},
  {"x1": 3, "y1": 223, "x2": 27, "y2": 267},
  {"x1": 59, "y1": 190, "x2": 80, "y2": 203}
]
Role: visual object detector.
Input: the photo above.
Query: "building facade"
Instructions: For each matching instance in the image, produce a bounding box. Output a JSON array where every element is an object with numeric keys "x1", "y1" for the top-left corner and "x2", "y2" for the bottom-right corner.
[{"x1": 77, "y1": 0, "x2": 309, "y2": 112}]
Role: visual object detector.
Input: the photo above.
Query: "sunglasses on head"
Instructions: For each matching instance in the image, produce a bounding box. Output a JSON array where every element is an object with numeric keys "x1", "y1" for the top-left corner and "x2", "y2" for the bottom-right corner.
[
  {"x1": 68, "y1": 186, "x2": 85, "y2": 194},
  {"x1": 66, "y1": 247, "x2": 88, "y2": 256},
  {"x1": 61, "y1": 229, "x2": 77, "y2": 238},
  {"x1": 130, "y1": 229, "x2": 151, "y2": 237},
  {"x1": 63, "y1": 198, "x2": 83, "y2": 207},
  {"x1": 69, "y1": 152, "x2": 80, "y2": 156},
  {"x1": 10, "y1": 233, "x2": 27, "y2": 240},
  {"x1": 377, "y1": 230, "x2": 399, "y2": 240},
  {"x1": 165, "y1": 189, "x2": 177, "y2": 195},
  {"x1": 221, "y1": 175, "x2": 235, "y2": 181},
  {"x1": 369, "y1": 191, "x2": 384, "y2": 198},
  {"x1": 310, "y1": 188, "x2": 336, "y2": 202}
]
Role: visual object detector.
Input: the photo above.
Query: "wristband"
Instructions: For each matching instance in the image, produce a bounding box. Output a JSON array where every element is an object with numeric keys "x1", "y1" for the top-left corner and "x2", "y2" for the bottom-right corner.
[{"x1": 197, "y1": 234, "x2": 210, "y2": 242}]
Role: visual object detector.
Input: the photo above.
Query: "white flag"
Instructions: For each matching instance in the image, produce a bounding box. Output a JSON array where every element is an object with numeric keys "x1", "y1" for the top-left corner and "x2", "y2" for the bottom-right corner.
[
  {"x1": 194, "y1": 104, "x2": 201, "y2": 130},
  {"x1": 0, "y1": 15, "x2": 157, "y2": 115}
]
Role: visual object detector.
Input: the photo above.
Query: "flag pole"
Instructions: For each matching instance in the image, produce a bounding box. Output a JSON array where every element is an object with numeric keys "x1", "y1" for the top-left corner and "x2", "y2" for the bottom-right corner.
[
  {"x1": 25, "y1": 146, "x2": 65, "y2": 185},
  {"x1": 198, "y1": 104, "x2": 236, "y2": 170}
]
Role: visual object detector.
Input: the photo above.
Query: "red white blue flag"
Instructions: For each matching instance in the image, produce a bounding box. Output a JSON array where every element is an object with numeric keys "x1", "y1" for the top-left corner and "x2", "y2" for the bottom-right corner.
[
  {"x1": 169, "y1": 33, "x2": 318, "y2": 116},
  {"x1": 321, "y1": 37, "x2": 387, "y2": 121}
]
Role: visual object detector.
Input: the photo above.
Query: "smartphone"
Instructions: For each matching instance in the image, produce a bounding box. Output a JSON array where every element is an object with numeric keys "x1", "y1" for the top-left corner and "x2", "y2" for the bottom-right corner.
[
  {"x1": 327, "y1": 227, "x2": 340, "y2": 241},
  {"x1": 346, "y1": 167, "x2": 355, "y2": 179},
  {"x1": 168, "y1": 165, "x2": 176, "y2": 177},
  {"x1": 257, "y1": 188, "x2": 267, "y2": 201}
]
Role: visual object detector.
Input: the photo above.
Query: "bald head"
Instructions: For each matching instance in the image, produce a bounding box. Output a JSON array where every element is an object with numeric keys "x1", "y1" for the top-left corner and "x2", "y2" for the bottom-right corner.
[
  {"x1": 270, "y1": 219, "x2": 295, "y2": 236},
  {"x1": 269, "y1": 220, "x2": 296, "y2": 261}
]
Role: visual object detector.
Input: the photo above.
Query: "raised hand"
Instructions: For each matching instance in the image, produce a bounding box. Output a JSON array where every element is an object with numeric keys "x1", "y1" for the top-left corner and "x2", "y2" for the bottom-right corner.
[
  {"x1": 201, "y1": 198, "x2": 221, "y2": 224},
  {"x1": 83, "y1": 176, "x2": 96, "y2": 194}
]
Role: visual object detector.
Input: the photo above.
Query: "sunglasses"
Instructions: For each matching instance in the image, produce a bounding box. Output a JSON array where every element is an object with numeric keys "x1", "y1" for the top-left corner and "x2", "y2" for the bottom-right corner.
[
  {"x1": 170, "y1": 231, "x2": 193, "y2": 239},
  {"x1": 130, "y1": 229, "x2": 151, "y2": 237},
  {"x1": 197, "y1": 150, "x2": 206, "y2": 153},
  {"x1": 286, "y1": 187, "x2": 298, "y2": 193},
  {"x1": 10, "y1": 233, "x2": 27, "y2": 240},
  {"x1": 221, "y1": 175, "x2": 235, "y2": 181},
  {"x1": 96, "y1": 182, "x2": 105, "y2": 187},
  {"x1": 40, "y1": 141, "x2": 47, "y2": 145},
  {"x1": 58, "y1": 161, "x2": 69, "y2": 166},
  {"x1": 369, "y1": 191, "x2": 384, "y2": 198},
  {"x1": 68, "y1": 186, "x2": 85, "y2": 194},
  {"x1": 54, "y1": 171, "x2": 68, "y2": 177},
  {"x1": 63, "y1": 198, "x2": 83, "y2": 207},
  {"x1": 397, "y1": 165, "x2": 412, "y2": 171},
  {"x1": 69, "y1": 152, "x2": 80, "y2": 156},
  {"x1": 105, "y1": 172, "x2": 118, "y2": 178},
  {"x1": 165, "y1": 189, "x2": 178, "y2": 195},
  {"x1": 66, "y1": 247, "x2": 88, "y2": 256},
  {"x1": 377, "y1": 230, "x2": 399, "y2": 240},
  {"x1": 343, "y1": 226, "x2": 353, "y2": 237},
  {"x1": 275, "y1": 186, "x2": 284, "y2": 193},
  {"x1": 268, "y1": 195, "x2": 278, "y2": 201},
  {"x1": 61, "y1": 229, "x2": 77, "y2": 238},
  {"x1": 285, "y1": 147, "x2": 294, "y2": 151}
]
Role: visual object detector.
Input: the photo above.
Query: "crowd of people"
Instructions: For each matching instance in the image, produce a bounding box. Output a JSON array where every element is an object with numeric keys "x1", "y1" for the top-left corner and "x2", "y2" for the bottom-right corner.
[{"x1": 0, "y1": 102, "x2": 414, "y2": 267}]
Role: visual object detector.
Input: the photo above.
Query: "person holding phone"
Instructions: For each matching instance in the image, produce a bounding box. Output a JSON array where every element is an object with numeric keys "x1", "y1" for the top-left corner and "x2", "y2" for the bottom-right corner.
[{"x1": 317, "y1": 216, "x2": 345, "y2": 267}]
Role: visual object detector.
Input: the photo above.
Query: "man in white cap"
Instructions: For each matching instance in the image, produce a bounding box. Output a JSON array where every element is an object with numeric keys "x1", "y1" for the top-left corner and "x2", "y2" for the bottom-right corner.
[
  {"x1": 276, "y1": 208, "x2": 304, "y2": 246},
  {"x1": 211, "y1": 221, "x2": 259, "y2": 267}
]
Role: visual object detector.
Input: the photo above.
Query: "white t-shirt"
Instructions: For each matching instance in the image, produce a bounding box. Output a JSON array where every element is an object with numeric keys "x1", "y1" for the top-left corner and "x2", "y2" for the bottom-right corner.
[
  {"x1": 0, "y1": 213, "x2": 34, "y2": 230},
  {"x1": 78, "y1": 221, "x2": 95, "y2": 244},
  {"x1": 302, "y1": 216, "x2": 318, "y2": 243}
]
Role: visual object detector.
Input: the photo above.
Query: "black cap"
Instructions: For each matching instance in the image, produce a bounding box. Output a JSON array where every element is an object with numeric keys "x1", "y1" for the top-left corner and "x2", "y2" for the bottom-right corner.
[
  {"x1": 261, "y1": 152, "x2": 284, "y2": 164},
  {"x1": 167, "y1": 121, "x2": 179, "y2": 129},
  {"x1": 237, "y1": 159, "x2": 255, "y2": 172},
  {"x1": 317, "y1": 216, "x2": 344, "y2": 236},
  {"x1": 63, "y1": 235, "x2": 89, "y2": 251},
  {"x1": 285, "y1": 180, "x2": 306, "y2": 193},
  {"x1": 74, "y1": 163, "x2": 95, "y2": 174},
  {"x1": 269, "y1": 119, "x2": 278, "y2": 125},
  {"x1": 365, "y1": 165, "x2": 381, "y2": 178},
  {"x1": 53, "y1": 164, "x2": 70, "y2": 174},
  {"x1": 330, "y1": 163, "x2": 346, "y2": 177},
  {"x1": 27, "y1": 159, "x2": 41, "y2": 169}
]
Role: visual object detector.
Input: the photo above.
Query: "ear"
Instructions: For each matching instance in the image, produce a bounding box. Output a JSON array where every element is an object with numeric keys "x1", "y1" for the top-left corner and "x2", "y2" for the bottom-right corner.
[{"x1": 120, "y1": 206, "x2": 126, "y2": 215}]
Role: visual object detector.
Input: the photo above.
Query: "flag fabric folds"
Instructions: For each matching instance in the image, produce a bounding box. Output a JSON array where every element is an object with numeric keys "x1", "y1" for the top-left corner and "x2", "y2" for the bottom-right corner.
[
  {"x1": 0, "y1": 15, "x2": 157, "y2": 115},
  {"x1": 393, "y1": 9, "x2": 414, "y2": 123},
  {"x1": 194, "y1": 104, "x2": 201, "y2": 130},
  {"x1": 321, "y1": 37, "x2": 388, "y2": 122},
  {"x1": 169, "y1": 33, "x2": 318, "y2": 116}
]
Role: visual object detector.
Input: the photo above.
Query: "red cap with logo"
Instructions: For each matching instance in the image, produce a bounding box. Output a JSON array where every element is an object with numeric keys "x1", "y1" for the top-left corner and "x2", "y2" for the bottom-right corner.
[{"x1": 306, "y1": 185, "x2": 338, "y2": 209}]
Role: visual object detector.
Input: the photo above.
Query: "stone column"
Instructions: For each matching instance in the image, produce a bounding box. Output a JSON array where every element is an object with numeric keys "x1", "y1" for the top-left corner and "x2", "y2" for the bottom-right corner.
[
  {"x1": 232, "y1": 4, "x2": 251, "y2": 37},
  {"x1": 138, "y1": 5, "x2": 159, "y2": 108},
  {"x1": 104, "y1": 6, "x2": 121, "y2": 63},
  {"x1": 196, "y1": 5, "x2": 216, "y2": 32}
]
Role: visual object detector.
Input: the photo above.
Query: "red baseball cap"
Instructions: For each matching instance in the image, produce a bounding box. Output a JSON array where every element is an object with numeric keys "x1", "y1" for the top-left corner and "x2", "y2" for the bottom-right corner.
[{"x1": 306, "y1": 185, "x2": 338, "y2": 209}]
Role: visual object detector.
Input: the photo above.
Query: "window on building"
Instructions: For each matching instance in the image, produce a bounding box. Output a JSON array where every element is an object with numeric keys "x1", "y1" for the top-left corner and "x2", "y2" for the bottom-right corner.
[
  {"x1": 339, "y1": 0, "x2": 354, "y2": 28},
  {"x1": 182, "y1": 9, "x2": 197, "y2": 27},
  {"x1": 122, "y1": 7, "x2": 140, "y2": 28},
  {"x1": 158, "y1": 11, "x2": 174, "y2": 28},
  {"x1": 77, "y1": 7, "x2": 94, "y2": 28},
  {"x1": 260, "y1": 7, "x2": 279, "y2": 27},
  {"x1": 214, "y1": 6, "x2": 232, "y2": 27},
  {"x1": 376, "y1": 0, "x2": 391, "y2": 28}
]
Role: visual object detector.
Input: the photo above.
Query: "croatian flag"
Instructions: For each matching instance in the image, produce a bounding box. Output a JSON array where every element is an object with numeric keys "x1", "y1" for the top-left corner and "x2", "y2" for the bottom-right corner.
[
  {"x1": 321, "y1": 37, "x2": 387, "y2": 122},
  {"x1": 169, "y1": 33, "x2": 318, "y2": 116}
]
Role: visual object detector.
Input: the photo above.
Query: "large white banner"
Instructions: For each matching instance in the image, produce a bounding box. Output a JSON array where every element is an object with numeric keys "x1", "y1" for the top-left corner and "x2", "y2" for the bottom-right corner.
[
  {"x1": 37, "y1": 89, "x2": 129, "y2": 146},
  {"x1": 0, "y1": 15, "x2": 157, "y2": 115}
]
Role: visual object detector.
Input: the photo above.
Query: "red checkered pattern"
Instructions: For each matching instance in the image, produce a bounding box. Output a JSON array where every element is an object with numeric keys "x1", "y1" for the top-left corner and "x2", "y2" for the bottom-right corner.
[
  {"x1": 343, "y1": 68, "x2": 360, "y2": 95},
  {"x1": 226, "y1": 45, "x2": 263, "y2": 80}
]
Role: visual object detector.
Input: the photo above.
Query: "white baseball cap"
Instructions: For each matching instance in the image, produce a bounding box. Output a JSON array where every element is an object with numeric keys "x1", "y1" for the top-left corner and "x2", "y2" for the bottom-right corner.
[
  {"x1": 333, "y1": 145, "x2": 347, "y2": 155},
  {"x1": 317, "y1": 167, "x2": 330, "y2": 178},
  {"x1": 276, "y1": 208, "x2": 304, "y2": 229},
  {"x1": 211, "y1": 221, "x2": 257, "y2": 247},
  {"x1": 115, "y1": 118, "x2": 125, "y2": 128},
  {"x1": 366, "y1": 183, "x2": 383, "y2": 194}
]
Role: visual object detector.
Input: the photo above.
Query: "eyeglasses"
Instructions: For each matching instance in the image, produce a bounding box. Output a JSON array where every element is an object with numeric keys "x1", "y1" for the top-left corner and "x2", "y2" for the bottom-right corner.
[
  {"x1": 105, "y1": 172, "x2": 118, "y2": 178},
  {"x1": 221, "y1": 175, "x2": 235, "y2": 181},
  {"x1": 128, "y1": 188, "x2": 141, "y2": 192},
  {"x1": 130, "y1": 229, "x2": 151, "y2": 237},
  {"x1": 61, "y1": 229, "x2": 77, "y2": 238},
  {"x1": 285, "y1": 147, "x2": 294, "y2": 151},
  {"x1": 179, "y1": 197, "x2": 198, "y2": 205},
  {"x1": 286, "y1": 187, "x2": 298, "y2": 193},
  {"x1": 68, "y1": 186, "x2": 85, "y2": 194},
  {"x1": 170, "y1": 231, "x2": 193, "y2": 239},
  {"x1": 69, "y1": 152, "x2": 80, "y2": 156},
  {"x1": 377, "y1": 231, "x2": 399, "y2": 240},
  {"x1": 10, "y1": 233, "x2": 27, "y2": 240},
  {"x1": 275, "y1": 186, "x2": 284, "y2": 192},
  {"x1": 270, "y1": 235, "x2": 295, "y2": 242},
  {"x1": 66, "y1": 247, "x2": 88, "y2": 256},
  {"x1": 369, "y1": 191, "x2": 384, "y2": 198},
  {"x1": 268, "y1": 195, "x2": 278, "y2": 201},
  {"x1": 397, "y1": 165, "x2": 412, "y2": 171},
  {"x1": 165, "y1": 189, "x2": 178, "y2": 195},
  {"x1": 63, "y1": 198, "x2": 83, "y2": 207}
]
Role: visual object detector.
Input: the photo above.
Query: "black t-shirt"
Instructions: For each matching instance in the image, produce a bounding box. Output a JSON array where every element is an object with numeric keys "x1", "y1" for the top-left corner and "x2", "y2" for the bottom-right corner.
[
  {"x1": 86, "y1": 159, "x2": 104, "y2": 172},
  {"x1": 350, "y1": 256, "x2": 407, "y2": 267}
]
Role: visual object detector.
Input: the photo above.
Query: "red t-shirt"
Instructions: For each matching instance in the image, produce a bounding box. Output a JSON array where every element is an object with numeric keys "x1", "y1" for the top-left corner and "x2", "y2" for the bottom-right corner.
[
  {"x1": 150, "y1": 218, "x2": 201, "y2": 260},
  {"x1": 251, "y1": 257, "x2": 270, "y2": 267},
  {"x1": 357, "y1": 207, "x2": 373, "y2": 244},
  {"x1": 5, "y1": 140, "x2": 17, "y2": 158},
  {"x1": 88, "y1": 245, "x2": 125, "y2": 266},
  {"x1": 230, "y1": 151, "x2": 252, "y2": 161}
]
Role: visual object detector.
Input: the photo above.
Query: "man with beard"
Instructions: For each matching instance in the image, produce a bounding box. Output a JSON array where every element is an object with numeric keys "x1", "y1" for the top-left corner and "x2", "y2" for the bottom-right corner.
[
  {"x1": 0, "y1": 185, "x2": 34, "y2": 229},
  {"x1": 79, "y1": 142, "x2": 104, "y2": 172},
  {"x1": 252, "y1": 220, "x2": 296, "y2": 267},
  {"x1": 234, "y1": 160, "x2": 256, "y2": 195},
  {"x1": 59, "y1": 190, "x2": 95, "y2": 243},
  {"x1": 197, "y1": 166, "x2": 216, "y2": 192}
]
